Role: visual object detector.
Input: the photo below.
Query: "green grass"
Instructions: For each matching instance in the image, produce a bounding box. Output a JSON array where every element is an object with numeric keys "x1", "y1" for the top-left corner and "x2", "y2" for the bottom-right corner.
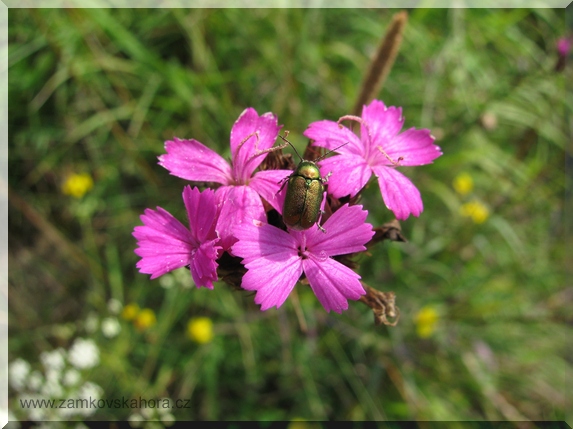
[{"x1": 8, "y1": 8, "x2": 572, "y2": 424}]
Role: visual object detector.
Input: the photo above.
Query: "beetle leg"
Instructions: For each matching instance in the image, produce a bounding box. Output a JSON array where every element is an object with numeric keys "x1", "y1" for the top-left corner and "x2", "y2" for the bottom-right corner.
[
  {"x1": 275, "y1": 175, "x2": 290, "y2": 196},
  {"x1": 316, "y1": 209, "x2": 327, "y2": 233}
]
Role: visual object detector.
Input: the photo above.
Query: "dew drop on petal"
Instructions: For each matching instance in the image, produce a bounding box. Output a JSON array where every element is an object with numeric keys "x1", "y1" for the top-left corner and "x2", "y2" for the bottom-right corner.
[{"x1": 315, "y1": 250, "x2": 328, "y2": 262}]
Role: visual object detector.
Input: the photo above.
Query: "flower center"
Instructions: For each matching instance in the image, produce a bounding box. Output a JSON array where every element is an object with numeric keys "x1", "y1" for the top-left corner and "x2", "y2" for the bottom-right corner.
[{"x1": 337, "y1": 114, "x2": 403, "y2": 166}]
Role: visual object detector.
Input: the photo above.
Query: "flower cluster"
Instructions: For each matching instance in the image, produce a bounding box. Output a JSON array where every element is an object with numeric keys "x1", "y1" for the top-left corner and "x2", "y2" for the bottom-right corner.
[
  {"x1": 133, "y1": 100, "x2": 441, "y2": 316},
  {"x1": 9, "y1": 340, "x2": 102, "y2": 421},
  {"x1": 452, "y1": 172, "x2": 490, "y2": 224},
  {"x1": 121, "y1": 303, "x2": 157, "y2": 332}
]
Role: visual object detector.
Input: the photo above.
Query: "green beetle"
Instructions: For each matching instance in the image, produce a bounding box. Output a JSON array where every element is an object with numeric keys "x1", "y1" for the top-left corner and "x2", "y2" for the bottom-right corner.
[
  {"x1": 282, "y1": 159, "x2": 326, "y2": 231},
  {"x1": 278, "y1": 132, "x2": 347, "y2": 232}
]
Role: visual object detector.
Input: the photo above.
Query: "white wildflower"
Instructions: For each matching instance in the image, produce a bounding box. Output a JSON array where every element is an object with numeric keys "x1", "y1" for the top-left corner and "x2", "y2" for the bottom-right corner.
[
  {"x1": 161, "y1": 412, "x2": 176, "y2": 426},
  {"x1": 101, "y1": 317, "x2": 121, "y2": 338},
  {"x1": 57, "y1": 401, "x2": 78, "y2": 419},
  {"x1": 107, "y1": 298, "x2": 123, "y2": 315},
  {"x1": 140, "y1": 406, "x2": 154, "y2": 419},
  {"x1": 173, "y1": 268, "x2": 192, "y2": 288},
  {"x1": 45, "y1": 368, "x2": 60, "y2": 384},
  {"x1": 159, "y1": 273, "x2": 174, "y2": 289},
  {"x1": 40, "y1": 349, "x2": 66, "y2": 372},
  {"x1": 68, "y1": 338, "x2": 100, "y2": 370},
  {"x1": 77, "y1": 381, "x2": 103, "y2": 416},
  {"x1": 19, "y1": 394, "x2": 46, "y2": 421},
  {"x1": 40, "y1": 376, "x2": 63, "y2": 398},
  {"x1": 85, "y1": 313, "x2": 99, "y2": 334},
  {"x1": 27, "y1": 370, "x2": 43, "y2": 391},
  {"x1": 41, "y1": 368, "x2": 63, "y2": 397},
  {"x1": 128, "y1": 412, "x2": 144, "y2": 428},
  {"x1": 62, "y1": 368, "x2": 81, "y2": 387},
  {"x1": 9, "y1": 358, "x2": 30, "y2": 391}
]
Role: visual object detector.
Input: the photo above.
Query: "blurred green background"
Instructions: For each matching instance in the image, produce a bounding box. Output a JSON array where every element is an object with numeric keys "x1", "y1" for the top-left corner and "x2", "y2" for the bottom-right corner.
[{"x1": 8, "y1": 8, "x2": 572, "y2": 424}]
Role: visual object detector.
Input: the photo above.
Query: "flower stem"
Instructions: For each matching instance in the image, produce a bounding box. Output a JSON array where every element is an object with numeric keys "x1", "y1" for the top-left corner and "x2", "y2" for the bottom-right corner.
[{"x1": 352, "y1": 11, "x2": 408, "y2": 116}]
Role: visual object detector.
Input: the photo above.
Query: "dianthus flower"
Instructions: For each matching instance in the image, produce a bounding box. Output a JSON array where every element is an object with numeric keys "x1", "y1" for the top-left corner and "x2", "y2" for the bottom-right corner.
[
  {"x1": 133, "y1": 186, "x2": 221, "y2": 288},
  {"x1": 158, "y1": 108, "x2": 292, "y2": 250},
  {"x1": 557, "y1": 36, "x2": 572, "y2": 57},
  {"x1": 231, "y1": 203, "x2": 374, "y2": 313},
  {"x1": 304, "y1": 99, "x2": 442, "y2": 220}
]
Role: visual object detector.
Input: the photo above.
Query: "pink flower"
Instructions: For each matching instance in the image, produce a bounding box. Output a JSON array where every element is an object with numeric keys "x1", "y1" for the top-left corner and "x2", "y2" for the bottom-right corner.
[
  {"x1": 304, "y1": 99, "x2": 442, "y2": 220},
  {"x1": 231, "y1": 204, "x2": 374, "y2": 313},
  {"x1": 158, "y1": 108, "x2": 292, "y2": 251},
  {"x1": 133, "y1": 186, "x2": 221, "y2": 289},
  {"x1": 557, "y1": 37, "x2": 572, "y2": 57}
]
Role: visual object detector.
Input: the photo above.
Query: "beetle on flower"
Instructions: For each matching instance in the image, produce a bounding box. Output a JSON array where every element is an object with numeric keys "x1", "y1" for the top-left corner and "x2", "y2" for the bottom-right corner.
[
  {"x1": 133, "y1": 100, "x2": 437, "y2": 322},
  {"x1": 158, "y1": 108, "x2": 292, "y2": 251}
]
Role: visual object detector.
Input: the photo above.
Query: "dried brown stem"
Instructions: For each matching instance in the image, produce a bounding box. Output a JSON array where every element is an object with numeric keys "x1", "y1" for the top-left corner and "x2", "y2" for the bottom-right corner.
[
  {"x1": 359, "y1": 283, "x2": 400, "y2": 326},
  {"x1": 352, "y1": 11, "x2": 408, "y2": 116},
  {"x1": 367, "y1": 219, "x2": 407, "y2": 249}
]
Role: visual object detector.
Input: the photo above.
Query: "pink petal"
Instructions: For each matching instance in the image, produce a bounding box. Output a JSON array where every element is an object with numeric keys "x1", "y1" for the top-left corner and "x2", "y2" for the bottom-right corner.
[
  {"x1": 215, "y1": 185, "x2": 267, "y2": 252},
  {"x1": 306, "y1": 204, "x2": 373, "y2": 256},
  {"x1": 249, "y1": 169, "x2": 292, "y2": 213},
  {"x1": 241, "y1": 254, "x2": 303, "y2": 310},
  {"x1": 183, "y1": 186, "x2": 219, "y2": 243},
  {"x1": 191, "y1": 239, "x2": 220, "y2": 289},
  {"x1": 361, "y1": 101, "x2": 404, "y2": 153},
  {"x1": 232, "y1": 219, "x2": 299, "y2": 264},
  {"x1": 318, "y1": 154, "x2": 372, "y2": 198},
  {"x1": 304, "y1": 120, "x2": 364, "y2": 156},
  {"x1": 303, "y1": 256, "x2": 365, "y2": 313},
  {"x1": 158, "y1": 137, "x2": 232, "y2": 184},
  {"x1": 229, "y1": 108, "x2": 281, "y2": 182},
  {"x1": 382, "y1": 127, "x2": 442, "y2": 166},
  {"x1": 372, "y1": 166, "x2": 423, "y2": 220},
  {"x1": 133, "y1": 207, "x2": 195, "y2": 279},
  {"x1": 232, "y1": 220, "x2": 302, "y2": 310}
]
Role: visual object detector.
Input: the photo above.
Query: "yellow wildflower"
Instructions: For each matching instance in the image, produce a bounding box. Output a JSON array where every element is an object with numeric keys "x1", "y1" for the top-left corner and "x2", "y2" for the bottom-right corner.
[
  {"x1": 134, "y1": 308, "x2": 156, "y2": 331},
  {"x1": 121, "y1": 303, "x2": 140, "y2": 321},
  {"x1": 453, "y1": 172, "x2": 473, "y2": 196},
  {"x1": 187, "y1": 317, "x2": 214, "y2": 344},
  {"x1": 62, "y1": 173, "x2": 94, "y2": 198},
  {"x1": 415, "y1": 306, "x2": 439, "y2": 338},
  {"x1": 460, "y1": 200, "x2": 489, "y2": 224}
]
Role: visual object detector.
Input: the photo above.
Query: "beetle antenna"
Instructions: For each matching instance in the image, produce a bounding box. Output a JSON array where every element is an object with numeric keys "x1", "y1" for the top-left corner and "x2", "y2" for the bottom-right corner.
[
  {"x1": 279, "y1": 131, "x2": 304, "y2": 162},
  {"x1": 315, "y1": 142, "x2": 349, "y2": 162}
]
